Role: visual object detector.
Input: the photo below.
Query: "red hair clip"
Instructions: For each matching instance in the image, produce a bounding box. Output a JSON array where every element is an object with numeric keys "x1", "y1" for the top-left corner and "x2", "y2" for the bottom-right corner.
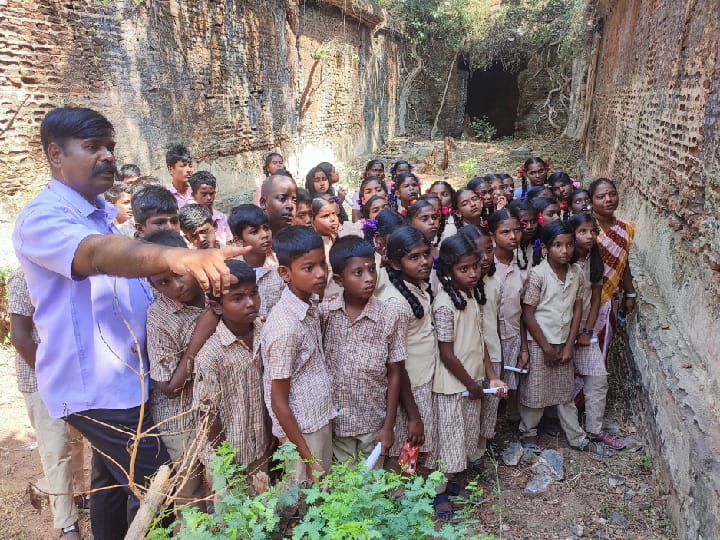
[{"x1": 537, "y1": 214, "x2": 545, "y2": 226}]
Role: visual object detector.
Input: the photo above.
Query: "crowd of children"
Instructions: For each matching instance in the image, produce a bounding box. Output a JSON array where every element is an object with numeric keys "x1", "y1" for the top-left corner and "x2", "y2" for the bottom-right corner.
[{"x1": 10, "y1": 147, "x2": 637, "y2": 532}]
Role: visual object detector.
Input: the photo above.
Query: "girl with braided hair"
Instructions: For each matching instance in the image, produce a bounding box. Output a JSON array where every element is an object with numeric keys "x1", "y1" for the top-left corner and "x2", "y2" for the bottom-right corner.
[
  {"x1": 548, "y1": 172, "x2": 573, "y2": 221},
  {"x1": 458, "y1": 225, "x2": 504, "y2": 454},
  {"x1": 366, "y1": 208, "x2": 405, "y2": 297},
  {"x1": 376, "y1": 226, "x2": 437, "y2": 469},
  {"x1": 453, "y1": 188, "x2": 484, "y2": 230},
  {"x1": 428, "y1": 180, "x2": 457, "y2": 240},
  {"x1": 391, "y1": 172, "x2": 421, "y2": 213},
  {"x1": 508, "y1": 199, "x2": 540, "y2": 276},
  {"x1": 431, "y1": 233, "x2": 507, "y2": 519},
  {"x1": 468, "y1": 176, "x2": 495, "y2": 221},
  {"x1": 515, "y1": 157, "x2": 550, "y2": 199}
]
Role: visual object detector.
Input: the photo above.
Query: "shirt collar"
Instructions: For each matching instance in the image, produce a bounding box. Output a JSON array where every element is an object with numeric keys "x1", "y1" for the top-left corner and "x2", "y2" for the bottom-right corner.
[
  {"x1": 327, "y1": 294, "x2": 380, "y2": 323},
  {"x1": 157, "y1": 292, "x2": 207, "y2": 314},
  {"x1": 215, "y1": 319, "x2": 259, "y2": 354},
  {"x1": 48, "y1": 178, "x2": 118, "y2": 221},
  {"x1": 281, "y1": 286, "x2": 318, "y2": 321}
]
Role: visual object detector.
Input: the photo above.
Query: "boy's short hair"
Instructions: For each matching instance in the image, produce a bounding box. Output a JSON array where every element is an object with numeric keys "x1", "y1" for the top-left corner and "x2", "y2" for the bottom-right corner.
[
  {"x1": 329, "y1": 236, "x2": 375, "y2": 275},
  {"x1": 207, "y1": 259, "x2": 257, "y2": 302},
  {"x1": 132, "y1": 175, "x2": 162, "y2": 187},
  {"x1": 119, "y1": 164, "x2": 141, "y2": 180},
  {"x1": 179, "y1": 204, "x2": 213, "y2": 233},
  {"x1": 131, "y1": 185, "x2": 178, "y2": 224},
  {"x1": 296, "y1": 187, "x2": 313, "y2": 205},
  {"x1": 228, "y1": 204, "x2": 269, "y2": 238},
  {"x1": 261, "y1": 173, "x2": 296, "y2": 197},
  {"x1": 188, "y1": 170, "x2": 217, "y2": 193},
  {"x1": 40, "y1": 107, "x2": 114, "y2": 159},
  {"x1": 165, "y1": 144, "x2": 192, "y2": 167},
  {"x1": 103, "y1": 182, "x2": 133, "y2": 204},
  {"x1": 273, "y1": 225, "x2": 323, "y2": 266},
  {"x1": 143, "y1": 229, "x2": 187, "y2": 249}
]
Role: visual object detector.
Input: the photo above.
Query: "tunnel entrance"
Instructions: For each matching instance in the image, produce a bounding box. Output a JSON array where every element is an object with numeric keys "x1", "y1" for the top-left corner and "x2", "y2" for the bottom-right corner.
[{"x1": 465, "y1": 62, "x2": 520, "y2": 138}]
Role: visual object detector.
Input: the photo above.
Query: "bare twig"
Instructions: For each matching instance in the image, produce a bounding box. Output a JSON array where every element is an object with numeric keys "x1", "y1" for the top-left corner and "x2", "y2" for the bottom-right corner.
[{"x1": 430, "y1": 51, "x2": 459, "y2": 139}]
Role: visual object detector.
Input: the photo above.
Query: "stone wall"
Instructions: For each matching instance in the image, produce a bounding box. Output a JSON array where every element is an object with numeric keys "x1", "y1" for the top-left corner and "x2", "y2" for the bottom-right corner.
[
  {"x1": 0, "y1": 0, "x2": 397, "y2": 216},
  {"x1": 583, "y1": 0, "x2": 720, "y2": 537}
]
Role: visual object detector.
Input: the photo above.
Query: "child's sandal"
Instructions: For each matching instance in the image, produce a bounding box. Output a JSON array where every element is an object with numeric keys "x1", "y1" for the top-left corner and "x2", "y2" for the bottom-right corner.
[{"x1": 571, "y1": 437, "x2": 593, "y2": 451}]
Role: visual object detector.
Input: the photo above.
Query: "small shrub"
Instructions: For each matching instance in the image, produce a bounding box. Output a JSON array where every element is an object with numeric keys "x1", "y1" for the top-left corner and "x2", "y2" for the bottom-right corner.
[
  {"x1": 469, "y1": 117, "x2": 497, "y2": 142},
  {"x1": 458, "y1": 157, "x2": 478, "y2": 179},
  {"x1": 149, "y1": 442, "x2": 491, "y2": 539}
]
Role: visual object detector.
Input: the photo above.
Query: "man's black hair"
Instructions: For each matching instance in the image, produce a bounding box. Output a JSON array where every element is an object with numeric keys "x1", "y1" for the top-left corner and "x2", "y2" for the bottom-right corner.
[
  {"x1": 179, "y1": 204, "x2": 213, "y2": 233},
  {"x1": 165, "y1": 144, "x2": 192, "y2": 167},
  {"x1": 329, "y1": 236, "x2": 375, "y2": 275},
  {"x1": 273, "y1": 225, "x2": 323, "y2": 266},
  {"x1": 40, "y1": 107, "x2": 114, "y2": 158},
  {"x1": 188, "y1": 170, "x2": 217, "y2": 193},
  {"x1": 131, "y1": 185, "x2": 178, "y2": 224},
  {"x1": 228, "y1": 204, "x2": 269, "y2": 238},
  {"x1": 119, "y1": 164, "x2": 141, "y2": 180},
  {"x1": 143, "y1": 229, "x2": 187, "y2": 249}
]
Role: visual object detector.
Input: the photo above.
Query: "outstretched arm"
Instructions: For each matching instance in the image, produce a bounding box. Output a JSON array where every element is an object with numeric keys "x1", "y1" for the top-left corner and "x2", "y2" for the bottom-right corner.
[{"x1": 72, "y1": 234, "x2": 248, "y2": 296}]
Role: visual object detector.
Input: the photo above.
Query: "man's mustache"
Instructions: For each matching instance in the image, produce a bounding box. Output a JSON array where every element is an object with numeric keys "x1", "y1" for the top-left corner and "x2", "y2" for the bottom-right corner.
[{"x1": 92, "y1": 163, "x2": 118, "y2": 177}]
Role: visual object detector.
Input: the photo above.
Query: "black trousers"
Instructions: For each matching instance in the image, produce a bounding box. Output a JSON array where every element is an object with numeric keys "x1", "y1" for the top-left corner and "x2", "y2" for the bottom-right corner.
[{"x1": 66, "y1": 404, "x2": 170, "y2": 540}]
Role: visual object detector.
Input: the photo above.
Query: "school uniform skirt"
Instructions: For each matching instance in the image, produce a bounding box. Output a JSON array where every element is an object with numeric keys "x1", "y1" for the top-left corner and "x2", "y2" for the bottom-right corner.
[
  {"x1": 501, "y1": 336, "x2": 522, "y2": 389},
  {"x1": 390, "y1": 380, "x2": 437, "y2": 458},
  {"x1": 432, "y1": 389, "x2": 483, "y2": 474},
  {"x1": 519, "y1": 341, "x2": 575, "y2": 409}
]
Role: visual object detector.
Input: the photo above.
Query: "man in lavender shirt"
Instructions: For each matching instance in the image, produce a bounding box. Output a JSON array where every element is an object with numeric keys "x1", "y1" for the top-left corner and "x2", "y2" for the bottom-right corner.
[{"x1": 13, "y1": 108, "x2": 245, "y2": 539}]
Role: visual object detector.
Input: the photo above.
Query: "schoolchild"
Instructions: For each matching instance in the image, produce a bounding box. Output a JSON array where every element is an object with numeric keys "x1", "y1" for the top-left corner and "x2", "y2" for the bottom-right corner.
[
  {"x1": 508, "y1": 199, "x2": 540, "y2": 276},
  {"x1": 131, "y1": 184, "x2": 180, "y2": 238},
  {"x1": 350, "y1": 161, "x2": 386, "y2": 221},
  {"x1": 568, "y1": 214, "x2": 626, "y2": 450},
  {"x1": 119, "y1": 163, "x2": 141, "y2": 185},
  {"x1": 532, "y1": 197, "x2": 562, "y2": 226},
  {"x1": 254, "y1": 152, "x2": 285, "y2": 205},
  {"x1": 515, "y1": 157, "x2": 550, "y2": 199},
  {"x1": 104, "y1": 182, "x2": 134, "y2": 236},
  {"x1": 361, "y1": 194, "x2": 389, "y2": 221},
  {"x1": 467, "y1": 176, "x2": 494, "y2": 220},
  {"x1": 305, "y1": 166, "x2": 349, "y2": 223},
  {"x1": 320, "y1": 236, "x2": 404, "y2": 466},
  {"x1": 145, "y1": 229, "x2": 211, "y2": 510},
  {"x1": 193, "y1": 259, "x2": 272, "y2": 481},
  {"x1": 499, "y1": 173, "x2": 515, "y2": 203},
  {"x1": 166, "y1": 144, "x2": 194, "y2": 208},
  {"x1": 312, "y1": 194, "x2": 342, "y2": 298},
  {"x1": 570, "y1": 189, "x2": 591, "y2": 215},
  {"x1": 487, "y1": 209, "x2": 530, "y2": 418},
  {"x1": 292, "y1": 188, "x2": 314, "y2": 227},
  {"x1": 259, "y1": 174, "x2": 297, "y2": 235},
  {"x1": 390, "y1": 159, "x2": 412, "y2": 180},
  {"x1": 259, "y1": 226, "x2": 336, "y2": 482},
  {"x1": 406, "y1": 199, "x2": 441, "y2": 252},
  {"x1": 188, "y1": 170, "x2": 233, "y2": 245},
  {"x1": 428, "y1": 180, "x2": 457, "y2": 239},
  {"x1": 367, "y1": 208, "x2": 405, "y2": 297},
  {"x1": 548, "y1": 172, "x2": 574, "y2": 220},
  {"x1": 8, "y1": 268, "x2": 85, "y2": 539},
  {"x1": 390, "y1": 172, "x2": 421, "y2": 213},
  {"x1": 457, "y1": 225, "x2": 504, "y2": 451},
  {"x1": 453, "y1": 188, "x2": 485, "y2": 229},
  {"x1": 519, "y1": 221, "x2": 591, "y2": 450},
  {"x1": 376, "y1": 226, "x2": 437, "y2": 465},
  {"x1": 431, "y1": 234, "x2": 507, "y2": 519},
  {"x1": 228, "y1": 204, "x2": 284, "y2": 316},
  {"x1": 179, "y1": 204, "x2": 219, "y2": 249}
]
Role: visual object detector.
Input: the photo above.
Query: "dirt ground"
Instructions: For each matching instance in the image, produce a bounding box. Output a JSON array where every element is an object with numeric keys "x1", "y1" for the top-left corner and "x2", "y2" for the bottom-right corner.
[{"x1": 0, "y1": 136, "x2": 674, "y2": 539}]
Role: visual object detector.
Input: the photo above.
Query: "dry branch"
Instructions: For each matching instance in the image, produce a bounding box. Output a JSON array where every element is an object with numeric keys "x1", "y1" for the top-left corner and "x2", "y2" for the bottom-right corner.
[
  {"x1": 430, "y1": 52, "x2": 459, "y2": 139},
  {"x1": 124, "y1": 464, "x2": 172, "y2": 540}
]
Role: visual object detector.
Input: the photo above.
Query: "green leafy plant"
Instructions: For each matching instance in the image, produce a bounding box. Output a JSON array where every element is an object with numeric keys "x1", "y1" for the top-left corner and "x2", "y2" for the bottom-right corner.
[
  {"x1": 149, "y1": 442, "x2": 491, "y2": 539},
  {"x1": 638, "y1": 453, "x2": 653, "y2": 471},
  {"x1": 470, "y1": 117, "x2": 497, "y2": 142},
  {"x1": 458, "y1": 157, "x2": 478, "y2": 179}
]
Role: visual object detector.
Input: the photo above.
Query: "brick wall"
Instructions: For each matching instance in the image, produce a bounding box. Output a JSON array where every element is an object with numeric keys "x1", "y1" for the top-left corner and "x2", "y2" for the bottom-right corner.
[
  {"x1": 0, "y1": 0, "x2": 398, "y2": 216},
  {"x1": 584, "y1": 0, "x2": 720, "y2": 536}
]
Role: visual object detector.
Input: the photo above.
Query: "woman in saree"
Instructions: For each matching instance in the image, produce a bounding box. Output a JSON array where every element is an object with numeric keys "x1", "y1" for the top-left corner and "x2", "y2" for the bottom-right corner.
[{"x1": 588, "y1": 178, "x2": 638, "y2": 360}]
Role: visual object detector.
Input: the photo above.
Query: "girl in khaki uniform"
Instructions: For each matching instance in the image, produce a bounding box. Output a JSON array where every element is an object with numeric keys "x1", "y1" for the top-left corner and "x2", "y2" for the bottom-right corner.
[
  {"x1": 377, "y1": 226, "x2": 438, "y2": 463},
  {"x1": 432, "y1": 234, "x2": 507, "y2": 519},
  {"x1": 520, "y1": 221, "x2": 591, "y2": 450}
]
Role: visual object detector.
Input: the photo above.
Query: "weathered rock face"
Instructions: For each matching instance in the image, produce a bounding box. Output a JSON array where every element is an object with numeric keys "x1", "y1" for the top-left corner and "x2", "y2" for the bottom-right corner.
[
  {"x1": 584, "y1": 0, "x2": 720, "y2": 537},
  {"x1": 0, "y1": 0, "x2": 398, "y2": 215}
]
